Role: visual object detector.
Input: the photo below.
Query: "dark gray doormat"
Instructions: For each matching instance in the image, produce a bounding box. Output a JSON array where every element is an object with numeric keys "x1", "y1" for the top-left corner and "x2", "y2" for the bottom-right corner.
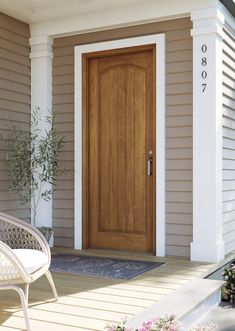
[{"x1": 50, "y1": 254, "x2": 164, "y2": 279}]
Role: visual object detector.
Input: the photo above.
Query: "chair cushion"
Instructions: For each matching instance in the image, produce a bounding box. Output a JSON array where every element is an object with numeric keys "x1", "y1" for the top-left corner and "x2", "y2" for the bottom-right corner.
[{"x1": 13, "y1": 249, "x2": 48, "y2": 274}]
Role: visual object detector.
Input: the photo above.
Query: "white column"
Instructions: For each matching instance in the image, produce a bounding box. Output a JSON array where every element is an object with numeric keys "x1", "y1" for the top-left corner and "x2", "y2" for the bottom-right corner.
[
  {"x1": 191, "y1": 8, "x2": 225, "y2": 262},
  {"x1": 29, "y1": 35, "x2": 53, "y2": 229}
]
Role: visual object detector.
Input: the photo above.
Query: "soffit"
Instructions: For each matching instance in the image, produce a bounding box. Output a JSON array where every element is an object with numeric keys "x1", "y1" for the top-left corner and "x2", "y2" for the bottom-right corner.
[{"x1": 0, "y1": 0, "x2": 153, "y2": 23}]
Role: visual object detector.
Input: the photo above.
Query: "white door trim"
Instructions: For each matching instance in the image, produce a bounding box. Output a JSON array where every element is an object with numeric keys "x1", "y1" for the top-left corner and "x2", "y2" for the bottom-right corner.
[{"x1": 74, "y1": 33, "x2": 166, "y2": 256}]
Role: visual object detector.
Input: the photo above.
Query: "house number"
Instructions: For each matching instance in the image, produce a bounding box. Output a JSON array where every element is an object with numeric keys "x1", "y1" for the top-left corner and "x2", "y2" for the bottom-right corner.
[{"x1": 201, "y1": 44, "x2": 208, "y2": 93}]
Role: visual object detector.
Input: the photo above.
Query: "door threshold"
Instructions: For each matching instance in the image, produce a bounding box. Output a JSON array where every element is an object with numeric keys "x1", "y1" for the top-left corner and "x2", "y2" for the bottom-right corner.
[{"x1": 52, "y1": 246, "x2": 165, "y2": 261}]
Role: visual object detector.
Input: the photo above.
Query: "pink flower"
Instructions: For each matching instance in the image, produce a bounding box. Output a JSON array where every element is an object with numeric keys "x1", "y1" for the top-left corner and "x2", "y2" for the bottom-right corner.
[{"x1": 142, "y1": 320, "x2": 153, "y2": 329}]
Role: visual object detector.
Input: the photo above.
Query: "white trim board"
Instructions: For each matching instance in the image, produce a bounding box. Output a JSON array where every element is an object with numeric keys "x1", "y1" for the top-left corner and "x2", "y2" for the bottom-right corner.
[{"x1": 74, "y1": 34, "x2": 166, "y2": 256}]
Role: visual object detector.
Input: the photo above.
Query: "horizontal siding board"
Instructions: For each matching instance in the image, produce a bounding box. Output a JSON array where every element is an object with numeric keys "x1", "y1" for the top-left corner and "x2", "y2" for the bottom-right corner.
[
  {"x1": 166, "y1": 202, "x2": 192, "y2": 214},
  {"x1": 223, "y1": 180, "x2": 235, "y2": 191},
  {"x1": 0, "y1": 38, "x2": 29, "y2": 56},
  {"x1": 53, "y1": 18, "x2": 193, "y2": 256},
  {"x1": 223, "y1": 64, "x2": 235, "y2": 82},
  {"x1": 224, "y1": 210, "x2": 235, "y2": 224},
  {"x1": 166, "y1": 127, "x2": 192, "y2": 138},
  {"x1": 223, "y1": 190, "x2": 235, "y2": 202},
  {"x1": 53, "y1": 84, "x2": 74, "y2": 95},
  {"x1": 166, "y1": 180, "x2": 192, "y2": 191},
  {"x1": 225, "y1": 241, "x2": 235, "y2": 255},
  {"x1": 166, "y1": 192, "x2": 192, "y2": 203},
  {"x1": 53, "y1": 209, "x2": 74, "y2": 219},
  {"x1": 223, "y1": 106, "x2": 235, "y2": 121},
  {"x1": 0, "y1": 13, "x2": 30, "y2": 222},
  {"x1": 166, "y1": 148, "x2": 192, "y2": 159},
  {"x1": 0, "y1": 13, "x2": 29, "y2": 37},
  {"x1": 166, "y1": 213, "x2": 192, "y2": 225},
  {"x1": 166, "y1": 39, "x2": 192, "y2": 52},
  {"x1": 166, "y1": 159, "x2": 192, "y2": 170},
  {"x1": 223, "y1": 22, "x2": 235, "y2": 256},
  {"x1": 166, "y1": 72, "x2": 192, "y2": 84},
  {"x1": 0, "y1": 47, "x2": 30, "y2": 66},
  {"x1": 53, "y1": 55, "x2": 74, "y2": 66},
  {"x1": 53, "y1": 218, "x2": 74, "y2": 228},
  {"x1": 53, "y1": 65, "x2": 74, "y2": 76},
  {"x1": 223, "y1": 159, "x2": 235, "y2": 170},
  {"x1": 166, "y1": 115, "x2": 192, "y2": 127},
  {"x1": 166, "y1": 245, "x2": 190, "y2": 258},
  {"x1": 224, "y1": 231, "x2": 235, "y2": 246},
  {"x1": 223, "y1": 127, "x2": 235, "y2": 140},
  {"x1": 53, "y1": 227, "x2": 74, "y2": 237},
  {"x1": 166, "y1": 29, "x2": 191, "y2": 41},
  {"x1": 53, "y1": 93, "x2": 74, "y2": 104},
  {"x1": 54, "y1": 237, "x2": 74, "y2": 247},
  {"x1": 0, "y1": 58, "x2": 30, "y2": 75},
  {"x1": 53, "y1": 74, "x2": 74, "y2": 85},
  {"x1": 166, "y1": 83, "x2": 192, "y2": 95},
  {"x1": 166, "y1": 137, "x2": 192, "y2": 149},
  {"x1": 166, "y1": 61, "x2": 192, "y2": 74},
  {"x1": 166, "y1": 224, "x2": 192, "y2": 236},
  {"x1": 0, "y1": 27, "x2": 29, "y2": 46},
  {"x1": 0, "y1": 78, "x2": 30, "y2": 95},
  {"x1": 167, "y1": 50, "x2": 192, "y2": 63},
  {"x1": 223, "y1": 85, "x2": 235, "y2": 100},
  {"x1": 166, "y1": 94, "x2": 192, "y2": 106},
  {"x1": 53, "y1": 17, "x2": 192, "y2": 48},
  {"x1": 222, "y1": 52, "x2": 235, "y2": 70},
  {"x1": 223, "y1": 219, "x2": 235, "y2": 234},
  {"x1": 0, "y1": 68, "x2": 30, "y2": 85},
  {"x1": 223, "y1": 170, "x2": 235, "y2": 180},
  {"x1": 0, "y1": 89, "x2": 30, "y2": 104},
  {"x1": 166, "y1": 105, "x2": 192, "y2": 117},
  {"x1": 223, "y1": 75, "x2": 235, "y2": 91},
  {"x1": 222, "y1": 45, "x2": 235, "y2": 63},
  {"x1": 166, "y1": 235, "x2": 192, "y2": 246},
  {"x1": 166, "y1": 170, "x2": 192, "y2": 181}
]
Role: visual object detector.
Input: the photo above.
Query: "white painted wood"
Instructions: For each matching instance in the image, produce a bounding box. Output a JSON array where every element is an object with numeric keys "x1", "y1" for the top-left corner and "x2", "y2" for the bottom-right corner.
[
  {"x1": 74, "y1": 34, "x2": 166, "y2": 256},
  {"x1": 126, "y1": 279, "x2": 224, "y2": 330},
  {"x1": 29, "y1": 0, "x2": 214, "y2": 37},
  {"x1": 30, "y1": 35, "x2": 53, "y2": 234},
  {"x1": 190, "y1": 8, "x2": 225, "y2": 262}
]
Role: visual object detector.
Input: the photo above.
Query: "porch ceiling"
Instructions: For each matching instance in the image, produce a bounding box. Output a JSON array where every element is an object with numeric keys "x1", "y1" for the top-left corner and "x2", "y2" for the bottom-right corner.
[
  {"x1": 0, "y1": 0, "x2": 154, "y2": 23},
  {"x1": 1, "y1": 0, "x2": 234, "y2": 25}
]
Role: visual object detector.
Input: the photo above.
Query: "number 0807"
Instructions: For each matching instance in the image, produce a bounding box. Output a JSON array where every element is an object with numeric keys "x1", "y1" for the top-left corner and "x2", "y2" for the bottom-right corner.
[{"x1": 201, "y1": 44, "x2": 208, "y2": 93}]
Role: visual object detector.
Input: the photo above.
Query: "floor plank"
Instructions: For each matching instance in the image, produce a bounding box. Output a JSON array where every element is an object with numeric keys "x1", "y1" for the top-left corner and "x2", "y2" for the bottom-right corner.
[{"x1": 0, "y1": 248, "x2": 215, "y2": 331}]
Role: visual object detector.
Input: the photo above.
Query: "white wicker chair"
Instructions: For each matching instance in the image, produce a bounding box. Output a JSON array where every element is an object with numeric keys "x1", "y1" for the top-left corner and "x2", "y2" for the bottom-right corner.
[{"x1": 0, "y1": 212, "x2": 58, "y2": 331}]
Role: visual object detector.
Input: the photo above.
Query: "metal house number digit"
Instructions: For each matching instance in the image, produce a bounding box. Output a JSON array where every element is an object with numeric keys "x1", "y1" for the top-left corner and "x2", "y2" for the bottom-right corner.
[{"x1": 201, "y1": 44, "x2": 208, "y2": 93}]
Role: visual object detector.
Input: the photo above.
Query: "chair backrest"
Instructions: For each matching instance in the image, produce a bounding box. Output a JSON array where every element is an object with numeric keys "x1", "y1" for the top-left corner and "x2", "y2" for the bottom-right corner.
[{"x1": 0, "y1": 212, "x2": 51, "y2": 263}]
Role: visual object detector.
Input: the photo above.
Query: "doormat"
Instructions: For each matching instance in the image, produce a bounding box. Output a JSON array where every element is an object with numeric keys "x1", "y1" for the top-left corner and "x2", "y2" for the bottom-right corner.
[{"x1": 50, "y1": 254, "x2": 165, "y2": 280}]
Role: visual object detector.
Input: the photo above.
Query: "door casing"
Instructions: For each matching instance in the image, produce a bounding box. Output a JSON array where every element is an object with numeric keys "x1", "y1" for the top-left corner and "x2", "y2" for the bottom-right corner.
[{"x1": 74, "y1": 33, "x2": 166, "y2": 256}]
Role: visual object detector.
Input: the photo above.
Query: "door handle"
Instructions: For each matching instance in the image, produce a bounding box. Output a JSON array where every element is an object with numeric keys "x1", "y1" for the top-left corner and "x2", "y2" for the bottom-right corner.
[{"x1": 148, "y1": 151, "x2": 153, "y2": 176}]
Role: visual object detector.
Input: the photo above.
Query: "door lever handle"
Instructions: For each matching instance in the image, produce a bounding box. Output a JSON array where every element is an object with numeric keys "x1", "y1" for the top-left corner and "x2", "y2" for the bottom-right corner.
[{"x1": 148, "y1": 157, "x2": 153, "y2": 176}]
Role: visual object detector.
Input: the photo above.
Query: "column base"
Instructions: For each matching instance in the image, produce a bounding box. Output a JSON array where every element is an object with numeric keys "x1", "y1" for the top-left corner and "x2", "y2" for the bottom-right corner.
[{"x1": 191, "y1": 241, "x2": 224, "y2": 262}]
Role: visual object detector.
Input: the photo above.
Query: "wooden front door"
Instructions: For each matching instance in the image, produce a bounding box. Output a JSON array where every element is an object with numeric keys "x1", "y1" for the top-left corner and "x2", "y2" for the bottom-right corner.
[{"x1": 83, "y1": 45, "x2": 156, "y2": 253}]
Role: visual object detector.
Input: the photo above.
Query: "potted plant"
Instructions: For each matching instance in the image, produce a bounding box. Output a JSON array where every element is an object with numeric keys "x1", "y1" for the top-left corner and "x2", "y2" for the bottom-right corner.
[{"x1": 1, "y1": 107, "x2": 66, "y2": 242}]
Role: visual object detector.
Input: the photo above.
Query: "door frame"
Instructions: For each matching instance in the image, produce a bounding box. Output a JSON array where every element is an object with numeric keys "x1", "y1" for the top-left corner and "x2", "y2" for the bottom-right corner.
[{"x1": 74, "y1": 33, "x2": 166, "y2": 256}]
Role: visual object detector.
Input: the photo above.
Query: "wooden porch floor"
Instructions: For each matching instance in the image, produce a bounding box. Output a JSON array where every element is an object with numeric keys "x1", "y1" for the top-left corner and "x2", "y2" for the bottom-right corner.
[{"x1": 0, "y1": 248, "x2": 214, "y2": 331}]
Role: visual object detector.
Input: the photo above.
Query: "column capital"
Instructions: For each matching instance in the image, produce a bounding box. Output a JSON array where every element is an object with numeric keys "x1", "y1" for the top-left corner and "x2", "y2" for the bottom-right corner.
[
  {"x1": 29, "y1": 35, "x2": 53, "y2": 59},
  {"x1": 191, "y1": 7, "x2": 225, "y2": 39}
]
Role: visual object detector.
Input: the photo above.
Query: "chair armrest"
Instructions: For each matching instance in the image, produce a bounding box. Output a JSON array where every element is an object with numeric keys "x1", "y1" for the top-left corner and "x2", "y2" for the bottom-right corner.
[{"x1": 0, "y1": 212, "x2": 51, "y2": 264}]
